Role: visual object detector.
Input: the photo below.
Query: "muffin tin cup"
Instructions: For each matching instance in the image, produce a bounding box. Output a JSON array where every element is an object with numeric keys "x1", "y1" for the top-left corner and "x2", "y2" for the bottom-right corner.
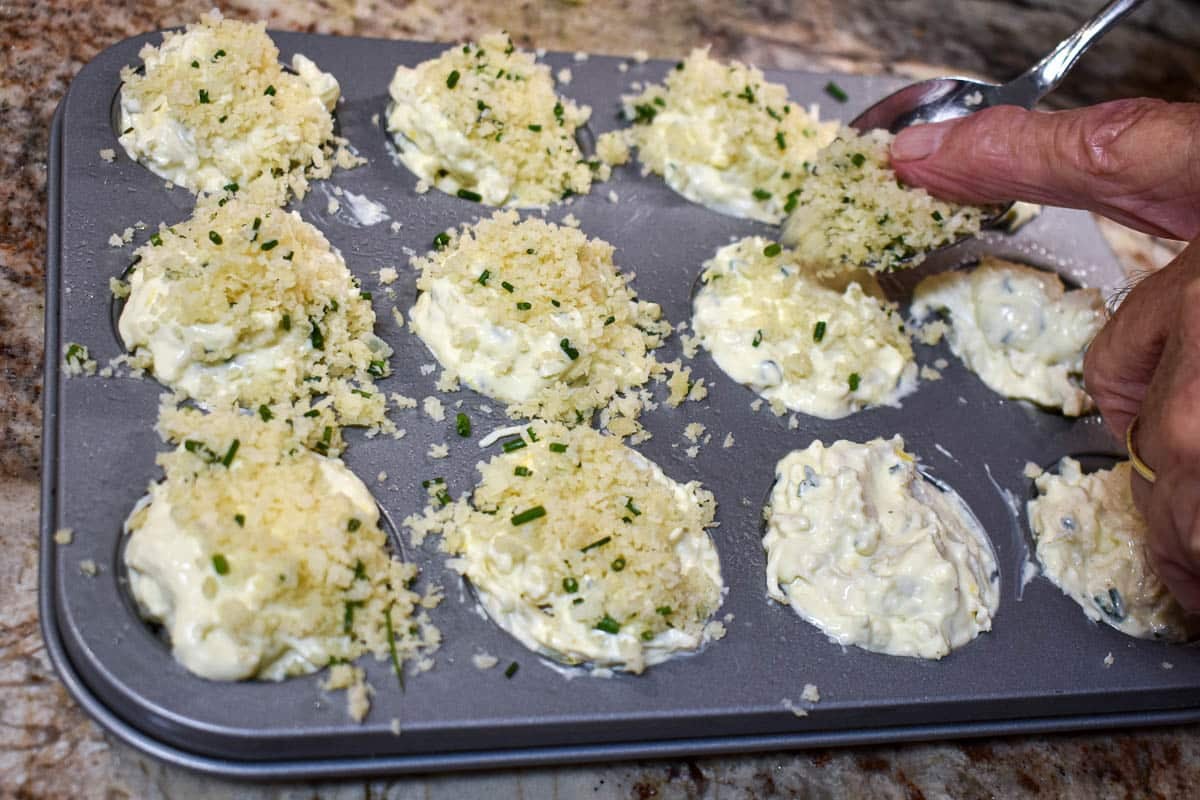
[{"x1": 41, "y1": 29, "x2": 1200, "y2": 779}]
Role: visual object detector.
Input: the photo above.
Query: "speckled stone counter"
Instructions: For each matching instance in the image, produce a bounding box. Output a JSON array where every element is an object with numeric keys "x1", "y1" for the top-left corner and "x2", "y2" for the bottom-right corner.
[{"x1": 4, "y1": 1, "x2": 1200, "y2": 796}]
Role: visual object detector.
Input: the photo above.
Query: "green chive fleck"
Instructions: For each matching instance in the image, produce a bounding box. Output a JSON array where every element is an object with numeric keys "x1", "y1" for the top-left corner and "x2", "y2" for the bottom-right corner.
[
  {"x1": 559, "y1": 338, "x2": 579, "y2": 360},
  {"x1": 446, "y1": 69, "x2": 460, "y2": 89},
  {"x1": 149, "y1": 232, "x2": 162, "y2": 246},
  {"x1": 850, "y1": 152, "x2": 866, "y2": 168},
  {"x1": 528, "y1": 124, "x2": 542, "y2": 132},
  {"x1": 502, "y1": 437, "x2": 526, "y2": 453},
  {"x1": 258, "y1": 404, "x2": 273, "y2": 421},
  {"x1": 752, "y1": 329, "x2": 763, "y2": 348},
  {"x1": 752, "y1": 188, "x2": 771, "y2": 201},
  {"x1": 348, "y1": 518, "x2": 362, "y2": 532},
  {"x1": 595, "y1": 615, "x2": 620, "y2": 634},
  {"x1": 233, "y1": 514, "x2": 245, "y2": 527},
  {"x1": 763, "y1": 242, "x2": 782, "y2": 257},
  {"x1": 514, "y1": 465, "x2": 532, "y2": 477},
  {"x1": 775, "y1": 131, "x2": 786, "y2": 150},
  {"x1": 824, "y1": 81, "x2": 848, "y2": 102},
  {"x1": 264, "y1": 85, "x2": 276, "y2": 96},
  {"x1": 212, "y1": 554, "x2": 230, "y2": 575},
  {"x1": 563, "y1": 576, "x2": 579, "y2": 593},
  {"x1": 455, "y1": 412, "x2": 471, "y2": 437},
  {"x1": 208, "y1": 230, "x2": 223, "y2": 245},
  {"x1": 261, "y1": 239, "x2": 279, "y2": 251},
  {"x1": 511, "y1": 505, "x2": 546, "y2": 526},
  {"x1": 477, "y1": 269, "x2": 490, "y2": 286},
  {"x1": 611, "y1": 557, "x2": 626, "y2": 571},
  {"x1": 198, "y1": 89, "x2": 210, "y2": 104},
  {"x1": 581, "y1": 536, "x2": 611, "y2": 553},
  {"x1": 813, "y1": 320, "x2": 827, "y2": 342},
  {"x1": 221, "y1": 439, "x2": 239, "y2": 467},
  {"x1": 433, "y1": 231, "x2": 451, "y2": 250},
  {"x1": 849, "y1": 372, "x2": 861, "y2": 391},
  {"x1": 548, "y1": 442, "x2": 568, "y2": 453},
  {"x1": 504, "y1": 661, "x2": 519, "y2": 679},
  {"x1": 501, "y1": 280, "x2": 515, "y2": 293},
  {"x1": 457, "y1": 188, "x2": 482, "y2": 202}
]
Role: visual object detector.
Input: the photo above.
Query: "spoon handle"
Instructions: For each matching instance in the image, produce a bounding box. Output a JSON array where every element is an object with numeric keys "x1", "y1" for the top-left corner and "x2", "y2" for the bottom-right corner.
[{"x1": 994, "y1": 0, "x2": 1148, "y2": 108}]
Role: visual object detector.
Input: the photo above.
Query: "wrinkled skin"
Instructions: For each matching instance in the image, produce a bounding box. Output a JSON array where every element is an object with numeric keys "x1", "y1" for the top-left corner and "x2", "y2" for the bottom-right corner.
[{"x1": 890, "y1": 99, "x2": 1200, "y2": 611}]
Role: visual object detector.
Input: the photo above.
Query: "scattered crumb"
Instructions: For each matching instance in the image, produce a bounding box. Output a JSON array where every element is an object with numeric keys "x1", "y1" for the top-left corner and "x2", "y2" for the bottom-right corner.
[
  {"x1": 684, "y1": 445, "x2": 700, "y2": 459},
  {"x1": 607, "y1": 190, "x2": 619, "y2": 204},
  {"x1": 434, "y1": 371, "x2": 460, "y2": 393},
  {"x1": 79, "y1": 559, "x2": 98, "y2": 576},
  {"x1": 99, "y1": 148, "x2": 116, "y2": 163},
  {"x1": 750, "y1": 398, "x2": 764, "y2": 412},
  {"x1": 54, "y1": 527, "x2": 74, "y2": 545},
  {"x1": 557, "y1": 67, "x2": 572, "y2": 85},
  {"x1": 801, "y1": 683, "x2": 821, "y2": 703},
  {"x1": 781, "y1": 699, "x2": 808, "y2": 718},
  {"x1": 327, "y1": 197, "x2": 341, "y2": 214},
  {"x1": 389, "y1": 220, "x2": 403, "y2": 234},
  {"x1": 917, "y1": 319, "x2": 948, "y2": 346},
  {"x1": 573, "y1": 51, "x2": 589, "y2": 62},
  {"x1": 618, "y1": 62, "x2": 629, "y2": 73},
  {"x1": 1023, "y1": 462, "x2": 1044, "y2": 479},
  {"x1": 423, "y1": 395, "x2": 446, "y2": 421},
  {"x1": 63, "y1": 343, "x2": 97, "y2": 377},
  {"x1": 428, "y1": 443, "x2": 450, "y2": 459},
  {"x1": 332, "y1": 185, "x2": 345, "y2": 197},
  {"x1": 414, "y1": 179, "x2": 431, "y2": 194},
  {"x1": 683, "y1": 422, "x2": 706, "y2": 443},
  {"x1": 561, "y1": 213, "x2": 581, "y2": 228},
  {"x1": 377, "y1": 471, "x2": 388, "y2": 483},
  {"x1": 632, "y1": 49, "x2": 649, "y2": 63},
  {"x1": 472, "y1": 652, "x2": 499, "y2": 670},
  {"x1": 704, "y1": 620, "x2": 726, "y2": 640},
  {"x1": 722, "y1": 433, "x2": 735, "y2": 449},
  {"x1": 109, "y1": 276, "x2": 130, "y2": 298},
  {"x1": 1163, "y1": 661, "x2": 1175, "y2": 670},
  {"x1": 322, "y1": 663, "x2": 373, "y2": 722},
  {"x1": 379, "y1": 267, "x2": 399, "y2": 285},
  {"x1": 371, "y1": 112, "x2": 380, "y2": 126},
  {"x1": 419, "y1": 363, "x2": 437, "y2": 376},
  {"x1": 680, "y1": 333, "x2": 700, "y2": 359},
  {"x1": 390, "y1": 718, "x2": 402, "y2": 735},
  {"x1": 392, "y1": 307, "x2": 405, "y2": 328},
  {"x1": 919, "y1": 365, "x2": 942, "y2": 381},
  {"x1": 934, "y1": 357, "x2": 949, "y2": 369},
  {"x1": 1104, "y1": 652, "x2": 1114, "y2": 668},
  {"x1": 390, "y1": 393, "x2": 418, "y2": 410},
  {"x1": 787, "y1": 414, "x2": 799, "y2": 430},
  {"x1": 107, "y1": 233, "x2": 124, "y2": 247}
]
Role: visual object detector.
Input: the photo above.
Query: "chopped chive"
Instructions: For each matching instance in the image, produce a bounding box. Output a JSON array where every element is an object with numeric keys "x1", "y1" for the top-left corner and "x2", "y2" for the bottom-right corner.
[
  {"x1": 752, "y1": 188, "x2": 771, "y2": 201},
  {"x1": 775, "y1": 131, "x2": 786, "y2": 150},
  {"x1": 208, "y1": 230, "x2": 223, "y2": 245},
  {"x1": 384, "y1": 604, "x2": 405, "y2": 690},
  {"x1": 625, "y1": 498, "x2": 641, "y2": 516},
  {"x1": 501, "y1": 280, "x2": 515, "y2": 293},
  {"x1": 198, "y1": 89, "x2": 210, "y2": 104},
  {"x1": 455, "y1": 412, "x2": 471, "y2": 437},
  {"x1": 149, "y1": 232, "x2": 162, "y2": 246},
  {"x1": 280, "y1": 313, "x2": 291, "y2": 331},
  {"x1": 223, "y1": 182, "x2": 238, "y2": 193},
  {"x1": 348, "y1": 518, "x2": 362, "y2": 532},
  {"x1": 433, "y1": 231, "x2": 451, "y2": 250},
  {"x1": 264, "y1": 84, "x2": 276, "y2": 96},
  {"x1": 559, "y1": 338, "x2": 579, "y2": 360},
  {"x1": 611, "y1": 557, "x2": 626, "y2": 571},
  {"x1": 528, "y1": 124, "x2": 542, "y2": 132},
  {"x1": 502, "y1": 437, "x2": 526, "y2": 453},
  {"x1": 603, "y1": 315, "x2": 615, "y2": 326},
  {"x1": 514, "y1": 465, "x2": 532, "y2": 477},
  {"x1": 763, "y1": 242, "x2": 782, "y2": 257},
  {"x1": 233, "y1": 514, "x2": 245, "y2": 527},
  {"x1": 353, "y1": 560, "x2": 367, "y2": 580},
  {"x1": 456, "y1": 188, "x2": 482, "y2": 202},
  {"x1": 511, "y1": 505, "x2": 546, "y2": 525},
  {"x1": 516, "y1": 301, "x2": 532, "y2": 310},
  {"x1": 261, "y1": 239, "x2": 279, "y2": 251},
  {"x1": 303, "y1": 409, "x2": 320, "y2": 417},
  {"x1": 931, "y1": 210, "x2": 944, "y2": 222},
  {"x1": 477, "y1": 269, "x2": 490, "y2": 286},
  {"x1": 824, "y1": 81, "x2": 848, "y2": 102},
  {"x1": 191, "y1": 59, "x2": 199, "y2": 68},
  {"x1": 752, "y1": 329, "x2": 763, "y2": 348},
  {"x1": 213, "y1": 49, "x2": 226, "y2": 59},
  {"x1": 504, "y1": 661, "x2": 519, "y2": 679},
  {"x1": 343, "y1": 600, "x2": 363, "y2": 633},
  {"x1": 435, "y1": 488, "x2": 452, "y2": 506},
  {"x1": 581, "y1": 535, "x2": 611, "y2": 553},
  {"x1": 258, "y1": 404, "x2": 273, "y2": 421},
  {"x1": 221, "y1": 439, "x2": 239, "y2": 467},
  {"x1": 784, "y1": 188, "x2": 802, "y2": 214},
  {"x1": 367, "y1": 359, "x2": 386, "y2": 377},
  {"x1": 554, "y1": 101, "x2": 564, "y2": 122},
  {"x1": 360, "y1": 290, "x2": 373, "y2": 300},
  {"x1": 813, "y1": 320, "x2": 827, "y2": 342},
  {"x1": 548, "y1": 442, "x2": 568, "y2": 453},
  {"x1": 641, "y1": 630, "x2": 655, "y2": 641},
  {"x1": 550, "y1": 299, "x2": 560, "y2": 307},
  {"x1": 594, "y1": 615, "x2": 620, "y2": 634},
  {"x1": 309, "y1": 317, "x2": 324, "y2": 350},
  {"x1": 446, "y1": 69, "x2": 460, "y2": 89},
  {"x1": 656, "y1": 605, "x2": 673, "y2": 616},
  {"x1": 212, "y1": 554, "x2": 229, "y2": 575},
  {"x1": 737, "y1": 85, "x2": 755, "y2": 103},
  {"x1": 563, "y1": 576, "x2": 579, "y2": 593},
  {"x1": 850, "y1": 152, "x2": 866, "y2": 168},
  {"x1": 421, "y1": 477, "x2": 445, "y2": 488},
  {"x1": 848, "y1": 372, "x2": 861, "y2": 391},
  {"x1": 252, "y1": 216, "x2": 261, "y2": 230}
]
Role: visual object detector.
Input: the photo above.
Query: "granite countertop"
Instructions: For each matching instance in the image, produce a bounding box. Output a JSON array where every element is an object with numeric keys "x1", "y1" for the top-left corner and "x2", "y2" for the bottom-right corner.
[{"x1": 4, "y1": 1, "x2": 1200, "y2": 796}]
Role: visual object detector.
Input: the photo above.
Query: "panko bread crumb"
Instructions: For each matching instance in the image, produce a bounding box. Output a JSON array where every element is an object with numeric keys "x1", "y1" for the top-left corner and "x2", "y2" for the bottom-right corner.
[
  {"x1": 782, "y1": 127, "x2": 984, "y2": 271},
  {"x1": 692, "y1": 237, "x2": 915, "y2": 419},
  {"x1": 117, "y1": 11, "x2": 350, "y2": 201},
  {"x1": 409, "y1": 211, "x2": 673, "y2": 430},
  {"x1": 118, "y1": 194, "x2": 394, "y2": 431},
  {"x1": 1028, "y1": 458, "x2": 1194, "y2": 641},
  {"x1": 617, "y1": 48, "x2": 838, "y2": 223},
  {"x1": 405, "y1": 421, "x2": 724, "y2": 673},
  {"x1": 387, "y1": 32, "x2": 609, "y2": 207},
  {"x1": 124, "y1": 403, "x2": 440, "y2": 686}
]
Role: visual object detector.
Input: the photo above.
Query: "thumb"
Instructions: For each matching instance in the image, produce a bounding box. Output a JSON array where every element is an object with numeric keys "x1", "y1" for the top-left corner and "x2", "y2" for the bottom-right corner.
[{"x1": 889, "y1": 99, "x2": 1200, "y2": 241}]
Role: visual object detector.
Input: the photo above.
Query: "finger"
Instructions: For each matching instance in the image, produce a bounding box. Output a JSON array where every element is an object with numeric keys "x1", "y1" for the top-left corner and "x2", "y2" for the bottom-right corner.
[
  {"x1": 890, "y1": 100, "x2": 1200, "y2": 241},
  {"x1": 1144, "y1": 471, "x2": 1200, "y2": 614},
  {"x1": 1082, "y1": 246, "x2": 1199, "y2": 441}
]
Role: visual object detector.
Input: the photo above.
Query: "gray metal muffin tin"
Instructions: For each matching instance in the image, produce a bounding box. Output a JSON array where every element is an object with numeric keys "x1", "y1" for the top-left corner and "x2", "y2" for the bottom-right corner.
[{"x1": 41, "y1": 30, "x2": 1200, "y2": 779}]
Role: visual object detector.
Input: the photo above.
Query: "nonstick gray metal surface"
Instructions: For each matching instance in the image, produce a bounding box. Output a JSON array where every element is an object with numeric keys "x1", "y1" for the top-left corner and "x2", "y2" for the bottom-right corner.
[{"x1": 42, "y1": 29, "x2": 1200, "y2": 778}]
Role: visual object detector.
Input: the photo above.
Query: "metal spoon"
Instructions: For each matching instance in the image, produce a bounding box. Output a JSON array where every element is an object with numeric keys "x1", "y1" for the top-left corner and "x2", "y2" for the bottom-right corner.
[{"x1": 851, "y1": 0, "x2": 1147, "y2": 134}]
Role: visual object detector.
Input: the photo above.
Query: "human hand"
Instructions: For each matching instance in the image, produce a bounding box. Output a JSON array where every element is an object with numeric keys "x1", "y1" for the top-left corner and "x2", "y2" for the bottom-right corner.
[{"x1": 889, "y1": 99, "x2": 1200, "y2": 611}]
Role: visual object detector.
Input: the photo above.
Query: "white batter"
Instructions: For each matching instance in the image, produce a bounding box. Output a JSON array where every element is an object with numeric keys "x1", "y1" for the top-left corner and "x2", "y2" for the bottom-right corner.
[
  {"x1": 691, "y1": 237, "x2": 916, "y2": 418},
  {"x1": 764, "y1": 437, "x2": 1000, "y2": 659},
  {"x1": 910, "y1": 258, "x2": 1104, "y2": 416},
  {"x1": 1027, "y1": 458, "x2": 1194, "y2": 641}
]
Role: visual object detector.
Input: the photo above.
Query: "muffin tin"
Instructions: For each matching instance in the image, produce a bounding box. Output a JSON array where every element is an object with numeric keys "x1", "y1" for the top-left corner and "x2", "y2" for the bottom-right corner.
[{"x1": 41, "y1": 29, "x2": 1200, "y2": 778}]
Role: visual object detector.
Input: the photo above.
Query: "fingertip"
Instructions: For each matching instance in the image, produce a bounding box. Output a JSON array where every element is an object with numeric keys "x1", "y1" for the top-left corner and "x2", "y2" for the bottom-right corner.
[{"x1": 890, "y1": 121, "x2": 956, "y2": 163}]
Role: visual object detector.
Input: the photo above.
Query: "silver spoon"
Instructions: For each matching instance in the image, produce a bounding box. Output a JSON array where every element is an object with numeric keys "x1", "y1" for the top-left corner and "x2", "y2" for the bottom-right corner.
[{"x1": 851, "y1": 0, "x2": 1147, "y2": 134}]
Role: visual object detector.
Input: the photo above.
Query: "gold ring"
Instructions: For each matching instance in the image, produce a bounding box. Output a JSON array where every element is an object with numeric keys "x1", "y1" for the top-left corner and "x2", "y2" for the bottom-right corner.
[{"x1": 1126, "y1": 416, "x2": 1157, "y2": 484}]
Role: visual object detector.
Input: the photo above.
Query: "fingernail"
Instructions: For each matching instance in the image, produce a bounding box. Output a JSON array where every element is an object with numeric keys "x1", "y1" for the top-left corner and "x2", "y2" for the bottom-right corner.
[{"x1": 891, "y1": 122, "x2": 953, "y2": 162}]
